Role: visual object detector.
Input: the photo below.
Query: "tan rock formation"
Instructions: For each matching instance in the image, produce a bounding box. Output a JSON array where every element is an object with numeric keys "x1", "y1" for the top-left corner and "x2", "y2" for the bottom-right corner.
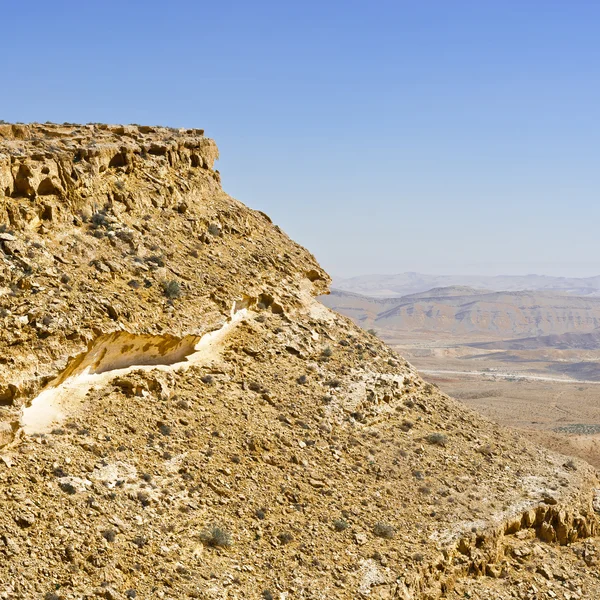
[{"x1": 0, "y1": 123, "x2": 598, "y2": 599}]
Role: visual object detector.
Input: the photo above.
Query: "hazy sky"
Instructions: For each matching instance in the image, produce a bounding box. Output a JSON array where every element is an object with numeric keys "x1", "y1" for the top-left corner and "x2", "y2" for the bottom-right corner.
[{"x1": 2, "y1": 1, "x2": 599, "y2": 278}]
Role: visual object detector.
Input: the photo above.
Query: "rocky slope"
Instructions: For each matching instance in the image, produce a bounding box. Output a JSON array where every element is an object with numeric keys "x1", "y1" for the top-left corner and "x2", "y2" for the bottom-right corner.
[{"x1": 0, "y1": 123, "x2": 599, "y2": 600}]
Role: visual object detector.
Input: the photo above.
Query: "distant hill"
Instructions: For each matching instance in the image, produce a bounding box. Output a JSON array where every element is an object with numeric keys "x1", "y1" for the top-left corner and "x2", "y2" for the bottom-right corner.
[
  {"x1": 321, "y1": 287, "x2": 600, "y2": 337},
  {"x1": 333, "y1": 272, "x2": 600, "y2": 298}
]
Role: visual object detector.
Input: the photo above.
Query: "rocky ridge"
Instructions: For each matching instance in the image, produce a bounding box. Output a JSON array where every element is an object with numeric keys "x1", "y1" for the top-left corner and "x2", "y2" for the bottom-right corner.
[
  {"x1": 321, "y1": 288, "x2": 600, "y2": 338},
  {"x1": 0, "y1": 123, "x2": 598, "y2": 599}
]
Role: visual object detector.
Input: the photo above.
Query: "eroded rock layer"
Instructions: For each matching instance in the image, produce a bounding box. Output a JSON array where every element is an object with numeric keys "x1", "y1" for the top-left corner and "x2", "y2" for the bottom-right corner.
[{"x1": 0, "y1": 123, "x2": 598, "y2": 600}]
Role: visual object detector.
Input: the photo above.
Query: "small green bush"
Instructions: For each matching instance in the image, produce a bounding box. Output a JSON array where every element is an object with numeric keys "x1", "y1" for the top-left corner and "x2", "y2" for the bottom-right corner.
[
  {"x1": 333, "y1": 518, "x2": 349, "y2": 532},
  {"x1": 373, "y1": 522, "x2": 395, "y2": 539},
  {"x1": 102, "y1": 529, "x2": 117, "y2": 542},
  {"x1": 325, "y1": 379, "x2": 341, "y2": 388},
  {"x1": 426, "y1": 433, "x2": 448, "y2": 447},
  {"x1": 200, "y1": 526, "x2": 232, "y2": 548},
  {"x1": 91, "y1": 211, "x2": 109, "y2": 229},
  {"x1": 162, "y1": 280, "x2": 182, "y2": 299},
  {"x1": 277, "y1": 531, "x2": 294, "y2": 544}
]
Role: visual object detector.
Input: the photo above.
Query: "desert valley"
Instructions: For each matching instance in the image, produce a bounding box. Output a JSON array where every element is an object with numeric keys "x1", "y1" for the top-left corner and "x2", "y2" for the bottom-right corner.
[{"x1": 322, "y1": 280, "x2": 600, "y2": 470}]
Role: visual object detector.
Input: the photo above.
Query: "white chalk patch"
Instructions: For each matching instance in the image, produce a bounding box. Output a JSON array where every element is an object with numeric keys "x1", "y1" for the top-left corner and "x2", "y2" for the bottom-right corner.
[{"x1": 21, "y1": 306, "x2": 247, "y2": 435}]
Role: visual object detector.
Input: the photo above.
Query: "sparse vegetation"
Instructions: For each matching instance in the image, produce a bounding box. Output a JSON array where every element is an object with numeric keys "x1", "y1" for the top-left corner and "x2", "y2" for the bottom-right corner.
[
  {"x1": 373, "y1": 522, "x2": 395, "y2": 539},
  {"x1": 554, "y1": 423, "x2": 600, "y2": 435},
  {"x1": 333, "y1": 518, "x2": 349, "y2": 532},
  {"x1": 132, "y1": 535, "x2": 147, "y2": 548},
  {"x1": 101, "y1": 529, "x2": 117, "y2": 542},
  {"x1": 59, "y1": 482, "x2": 77, "y2": 495},
  {"x1": 5, "y1": 121, "x2": 599, "y2": 599},
  {"x1": 453, "y1": 390, "x2": 501, "y2": 400},
  {"x1": 277, "y1": 531, "x2": 294, "y2": 544},
  {"x1": 200, "y1": 527, "x2": 232, "y2": 548},
  {"x1": 162, "y1": 280, "x2": 182, "y2": 299},
  {"x1": 91, "y1": 211, "x2": 109, "y2": 229},
  {"x1": 426, "y1": 432, "x2": 448, "y2": 447},
  {"x1": 157, "y1": 422, "x2": 172, "y2": 436},
  {"x1": 136, "y1": 491, "x2": 151, "y2": 507},
  {"x1": 400, "y1": 419, "x2": 414, "y2": 431}
]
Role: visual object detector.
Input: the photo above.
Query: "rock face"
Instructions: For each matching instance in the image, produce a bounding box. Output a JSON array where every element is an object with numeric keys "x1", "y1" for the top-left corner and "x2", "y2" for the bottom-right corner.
[
  {"x1": 0, "y1": 123, "x2": 328, "y2": 421},
  {"x1": 0, "y1": 123, "x2": 599, "y2": 599}
]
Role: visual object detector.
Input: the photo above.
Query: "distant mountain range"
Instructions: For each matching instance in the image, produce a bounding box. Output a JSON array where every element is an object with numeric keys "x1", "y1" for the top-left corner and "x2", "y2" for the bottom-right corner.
[
  {"x1": 471, "y1": 328, "x2": 600, "y2": 351},
  {"x1": 321, "y1": 286, "x2": 600, "y2": 338},
  {"x1": 333, "y1": 272, "x2": 600, "y2": 298}
]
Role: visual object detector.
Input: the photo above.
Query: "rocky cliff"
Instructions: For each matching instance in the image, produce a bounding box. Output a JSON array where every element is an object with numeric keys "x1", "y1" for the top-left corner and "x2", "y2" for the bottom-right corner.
[{"x1": 0, "y1": 123, "x2": 598, "y2": 600}]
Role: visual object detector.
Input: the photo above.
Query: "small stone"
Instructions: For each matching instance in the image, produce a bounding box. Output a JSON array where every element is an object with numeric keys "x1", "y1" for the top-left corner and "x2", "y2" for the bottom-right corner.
[
  {"x1": 485, "y1": 564, "x2": 502, "y2": 578},
  {"x1": 2, "y1": 535, "x2": 20, "y2": 555},
  {"x1": 542, "y1": 493, "x2": 558, "y2": 505},
  {"x1": 354, "y1": 532, "x2": 368, "y2": 545},
  {"x1": 0, "y1": 422, "x2": 13, "y2": 446},
  {"x1": 309, "y1": 478, "x2": 325, "y2": 488},
  {"x1": 537, "y1": 564, "x2": 553, "y2": 580},
  {"x1": 15, "y1": 512, "x2": 35, "y2": 528}
]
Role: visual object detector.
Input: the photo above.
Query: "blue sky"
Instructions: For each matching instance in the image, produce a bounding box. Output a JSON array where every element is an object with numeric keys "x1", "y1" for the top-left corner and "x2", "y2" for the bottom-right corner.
[{"x1": 2, "y1": 1, "x2": 599, "y2": 277}]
